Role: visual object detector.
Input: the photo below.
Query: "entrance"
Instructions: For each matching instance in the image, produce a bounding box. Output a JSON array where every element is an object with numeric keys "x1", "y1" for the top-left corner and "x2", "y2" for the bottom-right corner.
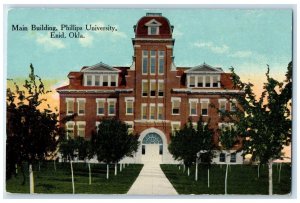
[{"x1": 141, "y1": 132, "x2": 163, "y2": 164}]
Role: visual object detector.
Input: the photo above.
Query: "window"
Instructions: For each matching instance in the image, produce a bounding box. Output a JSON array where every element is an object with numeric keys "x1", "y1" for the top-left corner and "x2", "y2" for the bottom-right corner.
[
  {"x1": 142, "y1": 80, "x2": 148, "y2": 97},
  {"x1": 219, "y1": 123, "x2": 236, "y2": 131},
  {"x1": 86, "y1": 75, "x2": 92, "y2": 86},
  {"x1": 142, "y1": 145, "x2": 145, "y2": 155},
  {"x1": 201, "y1": 99, "x2": 209, "y2": 116},
  {"x1": 158, "y1": 51, "x2": 165, "y2": 74},
  {"x1": 150, "y1": 80, "x2": 156, "y2": 97},
  {"x1": 77, "y1": 121, "x2": 86, "y2": 137},
  {"x1": 96, "y1": 99, "x2": 105, "y2": 115},
  {"x1": 125, "y1": 97, "x2": 134, "y2": 115},
  {"x1": 213, "y1": 75, "x2": 219, "y2": 87},
  {"x1": 150, "y1": 50, "x2": 156, "y2": 74},
  {"x1": 66, "y1": 121, "x2": 75, "y2": 139},
  {"x1": 125, "y1": 121, "x2": 134, "y2": 134},
  {"x1": 189, "y1": 76, "x2": 196, "y2": 87},
  {"x1": 157, "y1": 104, "x2": 163, "y2": 120},
  {"x1": 103, "y1": 75, "x2": 108, "y2": 86},
  {"x1": 66, "y1": 98, "x2": 74, "y2": 115},
  {"x1": 171, "y1": 122, "x2": 181, "y2": 135},
  {"x1": 150, "y1": 104, "x2": 155, "y2": 120},
  {"x1": 95, "y1": 75, "x2": 100, "y2": 86},
  {"x1": 189, "y1": 99, "x2": 198, "y2": 116},
  {"x1": 219, "y1": 99, "x2": 227, "y2": 114},
  {"x1": 171, "y1": 97, "x2": 181, "y2": 115},
  {"x1": 77, "y1": 98, "x2": 86, "y2": 115},
  {"x1": 141, "y1": 104, "x2": 147, "y2": 120},
  {"x1": 95, "y1": 121, "x2": 101, "y2": 132},
  {"x1": 158, "y1": 80, "x2": 164, "y2": 97},
  {"x1": 148, "y1": 26, "x2": 159, "y2": 35},
  {"x1": 197, "y1": 76, "x2": 203, "y2": 87},
  {"x1": 219, "y1": 153, "x2": 226, "y2": 162},
  {"x1": 142, "y1": 50, "x2": 148, "y2": 74},
  {"x1": 205, "y1": 76, "x2": 210, "y2": 87},
  {"x1": 159, "y1": 145, "x2": 163, "y2": 155},
  {"x1": 230, "y1": 153, "x2": 236, "y2": 163},
  {"x1": 230, "y1": 99, "x2": 237, "y2": 112},
  {"x1": 107, "y1": 99, "x2": 116, "y2": 116},
  {"x1": 111, "y1": 75, "x2": 117, "y2": 87}
]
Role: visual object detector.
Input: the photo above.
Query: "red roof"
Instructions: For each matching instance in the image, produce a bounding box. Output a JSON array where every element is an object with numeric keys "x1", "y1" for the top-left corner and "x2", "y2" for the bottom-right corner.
[{"x1": 135, "y1": 14, "x2": 172, "y2": 38}]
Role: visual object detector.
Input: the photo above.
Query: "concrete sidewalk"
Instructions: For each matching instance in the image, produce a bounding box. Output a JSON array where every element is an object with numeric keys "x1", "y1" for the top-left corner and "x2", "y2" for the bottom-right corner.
[{"x1": 127, "y1": 164, "x2": 178, "y2": 195}]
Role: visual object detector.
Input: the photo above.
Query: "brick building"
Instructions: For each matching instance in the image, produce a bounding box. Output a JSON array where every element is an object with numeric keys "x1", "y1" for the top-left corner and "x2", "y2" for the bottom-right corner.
[{"x1": 57, "y1": 13, "x2": 243, "y2": 164}]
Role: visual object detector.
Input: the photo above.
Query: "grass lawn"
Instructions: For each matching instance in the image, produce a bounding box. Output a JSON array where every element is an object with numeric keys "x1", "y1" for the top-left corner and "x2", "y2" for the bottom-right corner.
[
  {"x1": 161, "y1": 163, "x2": 291, "y2": 195},
  {"x1": 6, "y1": 162, "x2": 143, "y2": 194}
]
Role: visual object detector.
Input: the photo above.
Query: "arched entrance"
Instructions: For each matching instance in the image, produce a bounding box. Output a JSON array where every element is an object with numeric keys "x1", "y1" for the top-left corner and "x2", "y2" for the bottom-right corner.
[{"x1": 141, "y1": 132, "x2": 163, "y2": 164}]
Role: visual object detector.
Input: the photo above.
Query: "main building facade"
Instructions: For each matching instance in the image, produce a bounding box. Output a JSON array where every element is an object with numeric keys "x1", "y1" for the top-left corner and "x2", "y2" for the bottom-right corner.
[{"x1": 57, "y1": 13, "x2": 243, "y2": 164}]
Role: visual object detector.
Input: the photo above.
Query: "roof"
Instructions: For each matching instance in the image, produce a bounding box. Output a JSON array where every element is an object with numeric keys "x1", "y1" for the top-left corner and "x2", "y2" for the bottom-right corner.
[
  {"x1": 134, "y1": 13, "x2": 173, "y2": 38},
  {"x1": 185, "y1": 63, "x2": 224, "y2": 73},
  {"x1": 81, "y1": 62, "x2": 120, "y2": 72}
]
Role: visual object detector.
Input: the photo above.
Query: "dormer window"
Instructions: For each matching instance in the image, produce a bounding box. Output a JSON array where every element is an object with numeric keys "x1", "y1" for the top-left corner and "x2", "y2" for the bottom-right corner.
[
  {"x1": 145, "y1": 19, "x2": 162, "y2": 35},
  {"x1": 149, "y1": 26, "x2": 159, "y2": 35}
]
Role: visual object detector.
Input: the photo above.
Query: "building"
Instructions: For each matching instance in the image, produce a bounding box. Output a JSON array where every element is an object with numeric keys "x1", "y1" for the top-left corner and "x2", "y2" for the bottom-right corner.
[{"x1": 57, "y1": 13, "x2": 243, "y2": 164}]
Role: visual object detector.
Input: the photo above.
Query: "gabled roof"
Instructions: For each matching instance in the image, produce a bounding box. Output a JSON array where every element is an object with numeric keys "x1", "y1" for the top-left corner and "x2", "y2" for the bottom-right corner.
[
  {"x1": 145, "y1": 19, "x2": 162, "y2": 27},
  {"x1": 184, "y1": 63, "x2": 224, "y2": 73},
  {"x1": 81, "y1": 62, "x2": 120, "y2": 72}
]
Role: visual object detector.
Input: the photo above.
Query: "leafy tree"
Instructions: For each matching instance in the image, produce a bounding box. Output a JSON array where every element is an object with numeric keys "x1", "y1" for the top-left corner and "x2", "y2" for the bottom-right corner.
[
  {"x1": 6, "y1": 64, "x2": 66, "y2": 194},
  {"x1": 195, "y1": 118, "x2": 214, "y2": 185},
  {"x1": 222, "y1": 62, "x2": 292, "y2": 195},
  {"x1": 91, "y1": 118, "x2": 139, "y2": 179},
  {"x1": 168, "y1": 119, "x2": 196, "y2": 176}
]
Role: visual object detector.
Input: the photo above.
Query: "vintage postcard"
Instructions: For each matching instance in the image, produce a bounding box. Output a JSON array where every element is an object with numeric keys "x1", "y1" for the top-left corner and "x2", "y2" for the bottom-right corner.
[{"x1": 5, "y1": 6, "x2": 293, "y2": 197}]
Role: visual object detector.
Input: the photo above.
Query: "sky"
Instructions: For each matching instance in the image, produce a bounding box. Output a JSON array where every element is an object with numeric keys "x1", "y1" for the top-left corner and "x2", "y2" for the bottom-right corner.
[{"x1": 6, "y1": 8, "x2": 292, "y2": 103}]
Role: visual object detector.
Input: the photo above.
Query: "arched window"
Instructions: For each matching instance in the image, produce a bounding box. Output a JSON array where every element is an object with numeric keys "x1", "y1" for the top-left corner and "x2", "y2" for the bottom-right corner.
[{"x1": 142, "y1": 133, "x2": 163, "y2": 144}]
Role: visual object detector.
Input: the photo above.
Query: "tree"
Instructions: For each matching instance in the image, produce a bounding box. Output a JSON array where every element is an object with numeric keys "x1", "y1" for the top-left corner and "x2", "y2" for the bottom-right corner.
[
  {"x1": 59, "y1": 137, "x2": 78, "y2": 194},
  {"x1": 6, "y1": 64, "x2": 65, "y2": 194},
  {"x1": 91, "y1": 118, "x2": 139, "y2": 179},
  {"x1": 223, "y1": 62, "x2": 292, "y2": 195},
  {"x1": 168, "y1": 119, "x2": 201, "y2": 176},
  {"x1": 195, "y1": 118, "x2": 215, "y2": 186}
]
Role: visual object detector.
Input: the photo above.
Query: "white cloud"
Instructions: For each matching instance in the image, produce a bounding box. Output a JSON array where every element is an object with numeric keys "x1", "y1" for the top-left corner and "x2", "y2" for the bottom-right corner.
[
  {"x1": 229, "y1": 50, "x2": 253, "y2": 58},
  {"x1": 79, "y1": 33, "x2": 94, "y2": 47},
  {"x1": 193, "y1": 41, "x2": 229, "y2": 54},
  {"x1": 35, "y1": 33, "x2": 66, "y2": 50}
]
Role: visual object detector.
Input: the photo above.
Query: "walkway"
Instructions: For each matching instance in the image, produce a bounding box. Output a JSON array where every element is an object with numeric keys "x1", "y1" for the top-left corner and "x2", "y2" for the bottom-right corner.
[{"x1": 127, "y1": 164, "x2": 178, "y2": 195}]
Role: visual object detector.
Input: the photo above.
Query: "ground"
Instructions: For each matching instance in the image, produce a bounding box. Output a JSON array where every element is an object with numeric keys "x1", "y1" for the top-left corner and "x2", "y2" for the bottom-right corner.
[
  {"x1": 6, "y1": 162, "x2": 143, "y2": 194},
  {"x1": 161, "y1": 163, "x2": 291, "y2": 195}
]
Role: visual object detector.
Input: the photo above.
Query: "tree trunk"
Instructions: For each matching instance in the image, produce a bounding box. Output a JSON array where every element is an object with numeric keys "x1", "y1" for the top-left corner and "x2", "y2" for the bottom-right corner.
[
  {"x1": 257, "y1": 164, "x2": 260, "y2": 178},
  {"x1": 21, "y1": 163, "x2": 26, "y2": 185},
  {"x1": 225, "y1": 164, "x2": 229, "y2": 195},
  {"x1": 195, "y1": 159, "x2": 198, "y2": 181},
  {"x1": 207, "y1": 167, "x2": 210, "y2": 188},
  {"x1": 38, "y1": 161, "x2": 40, "y2": 171},
  {"x1": 70, "y1": 160, "x2": 75, "y2": 194},
  {"x1": 54, "y1": 159, "x2": 56, "y2": 172},
  {"x1": 106, "y1": 164, "x2": 109, "y2": 179},
  {"x1": 268, "y1": 160, "x2": 273, "y2": 195},
  {"x1": 29, "y1": 164, "x2": 34, "y2": 194},
  {"x1": 123, "y1": 163, "x2": 125, "y2": 169},
  {"x1": 15, "y1": 164, "x2": 18, "y2": 175},
  {"x1": 178, "y1": 165, "x2": 181, "y2": 170},
  {"x1": 120, "y1": 163, "x2": 122, "y2": 172},
  {"x1": 88, "y1": 162, "x2": 91, "y2": 185},
  {"x1": 114, "y1": 163, "x2": 117, "y2": 176},
  {"x1": 183, "y1": 164, "x2": 186, "y2": 173},
  {"x1": 278, "y1": 163, "x2": 282, "y2": 183},
  {"x1": 187, "y1": 167, "x2": 190, "y2": 176}
]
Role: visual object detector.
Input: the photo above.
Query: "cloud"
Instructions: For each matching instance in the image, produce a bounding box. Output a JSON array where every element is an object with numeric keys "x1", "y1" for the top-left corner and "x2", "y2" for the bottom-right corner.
[
  {"x1": 229, "y1": 50, "x2": 253, "y2": 58},
  {"x1": 193, "y1": 41, "x2": 229, "y2": 54},
  {"x1": 79, "y1": 33, "x2": 94, "y2": 47},
  {"x1": 35, "y1": 33, "x2": 66, "y2": 50}
]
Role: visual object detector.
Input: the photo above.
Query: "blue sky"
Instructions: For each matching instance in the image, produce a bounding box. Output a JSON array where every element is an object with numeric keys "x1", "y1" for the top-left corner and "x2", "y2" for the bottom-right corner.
[{"x1": 7, "y1": 8, "x2": 292, "y2": 84}]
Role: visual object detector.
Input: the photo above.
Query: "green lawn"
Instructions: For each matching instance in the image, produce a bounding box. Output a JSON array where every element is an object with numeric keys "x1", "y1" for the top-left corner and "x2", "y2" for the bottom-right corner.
[
  {"x1": 6, "y1": 162, "x2": 143, "y2": 194},
  {"x1": 161, "y1": 163, "x2": 291, "y2": 195}
]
